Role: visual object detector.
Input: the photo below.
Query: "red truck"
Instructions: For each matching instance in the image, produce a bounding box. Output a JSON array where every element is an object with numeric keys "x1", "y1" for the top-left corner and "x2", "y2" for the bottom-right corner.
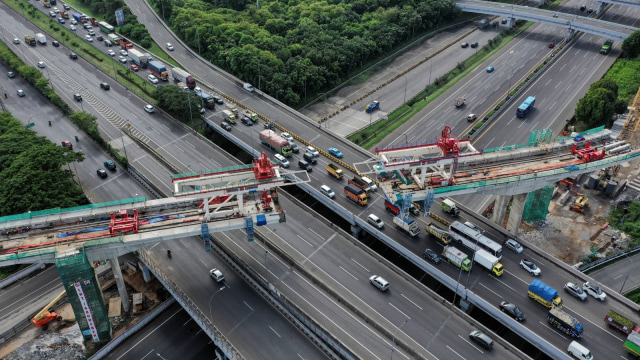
[
  {"x1": 119, "y1": 37, "x2": 133, "y2": 49},
  {"x1": 605, "y1": 310, "x2": 640, "y2": 335}
]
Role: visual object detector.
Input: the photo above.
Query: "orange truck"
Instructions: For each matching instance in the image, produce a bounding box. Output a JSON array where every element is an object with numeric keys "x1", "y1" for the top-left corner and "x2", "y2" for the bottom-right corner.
[
  {"x1": 327, "y1": 164, "x2": 343, "y2": 180},
  {"x1": 348, "y1": 176, "x2": 372, "y2": 196},
  {"x1": 344, "y1": 185, "x2": 367, "y2": 206}
]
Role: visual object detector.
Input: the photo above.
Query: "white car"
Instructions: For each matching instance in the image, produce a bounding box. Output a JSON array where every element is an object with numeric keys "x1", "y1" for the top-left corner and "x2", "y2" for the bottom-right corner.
[
  {"x1": 37, "y1": 61, "x2": 45, "y2": 68},
  {"x1": 107, "y1": 50, "x2": 116, "y2": 57},
  {"x1": 369, "y1": 275, "x2": 389, "y2": 291},
  {"x1": 85, "y1": 35, "x2": 93, "y2": 42},
  {"x1": 281, "y1": 133, "x2": 294, "y2": 143},
  {"x1": 583, "y1": 282, "x2": 606, "y2": 301},
  {"x1": 166, "y1": 43, "x2": 174, "y2": 51},
  {"x1": 274, "y1": 153, "x2": 289, "y2": 168},
  {"x1": 119, "y1": 50, "x2": 128, "y2": 56},
  {"x1": 118, "y1": 56, "x2": 127, "y2": 64},
  {"x1": 305, "y1": 146, "x2": 319, "y2": 157},
  {"x1": 53, "y1": 7, "x2": 59, "y2": 13},
  {"x1": 69, "y1": 25, "x2": 76, "y2": 31},
  {"x1": 144, "y1": 105, "x2": 155, "y2": 113},
  {"x1": 519, "y1": 259, "x2": 541, "y2": 276},
  {"x1": 88, "y1": 29, "x2": 95, "y2": 36},
  {"x1": 193, "y1": 87, "x2": 202, "y2": 95},
  {"x1": 209, "y1": 268, "x2": 224, "y2": 282},
  {"x1": 367, "y1": 214, "x2": 384, "y2": 229},
  {"x1": 12, "y1": 38, "x2": 19, "y2": 44},
  {"x1": 361, "y1": 176, "x2": 378, "y2": 191},
  {"x1": 70, "y1": 19, "x2": 77, "y2": 25},
  {"x1": 147, "y1": 74, "x2": 159, "y2": 84},
  {"x1": 243, "y1": 83, "x2": 255, "y2": 92}
]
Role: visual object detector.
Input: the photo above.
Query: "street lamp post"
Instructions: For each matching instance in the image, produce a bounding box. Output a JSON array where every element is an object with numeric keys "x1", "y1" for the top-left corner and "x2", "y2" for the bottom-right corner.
[
  {"x1": 403, "y1": 77, "x2": 407, "y2": 105},
  {"x1": 400, "y1": 133, "x2": 408, "y2": 145},
  {"x1": 620, "y1": 254, "x2": 633, "y2": 293},
  {"x1": 390, "y1": 319, "x2": 409, "y2": 360},
  {"x1": 208, "y1": 286, "x2": 226, "y2": 321},
  {"x1": 120, "y1": 127, "x2": 129, "y2": 162},
  {"x1": 187, "y1": 92, "x2": 194, "y2": 128}
]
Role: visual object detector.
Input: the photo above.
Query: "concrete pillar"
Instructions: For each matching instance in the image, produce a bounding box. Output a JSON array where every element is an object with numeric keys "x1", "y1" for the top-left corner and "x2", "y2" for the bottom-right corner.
[
  {"x1": 138, "y1": 261, "x2": 152, "y2": 283},
  {"x1": 567, "y1": 28, "x2": 575, "y2": 40},
  {"x1": 597, "y1": 2, "x2": 605, "y2": 15},
  {"x1": 351, "y1": 224, "x2": 361, "y2": 239},
  {"x1": 507, "y1": 18, "x2": 515, "y2": 28},
  {"x1": 506, "y1": 193, "x2": 528, "y2": 234},
  {"x1": 491, "y1": 195, "x2": 510, "y2": 227},
  {"x1": 536, "y1": 0, "x2": 546, "y2": 6},
  {"x1": 109, "y1": 258, "x2": 130, "y2": 312}
]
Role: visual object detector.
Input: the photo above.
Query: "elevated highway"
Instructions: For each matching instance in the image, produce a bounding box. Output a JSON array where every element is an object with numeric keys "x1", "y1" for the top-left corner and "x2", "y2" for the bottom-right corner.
[{"x1": 456, "y1": 0, "x2": 637, "y2": 40}]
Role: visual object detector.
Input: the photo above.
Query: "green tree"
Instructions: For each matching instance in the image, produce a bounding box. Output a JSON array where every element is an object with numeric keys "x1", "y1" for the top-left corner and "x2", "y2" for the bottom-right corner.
[
  {"x1": 575, "y1": 88, "x2": 617, "y2": 128},
  {"x1": 153, "y1": 86, "x2": 202, "y2": 123},
  {"x1": 589, "y1": 78, "x2": 618, "y2": 95},
  {"x1": 621, "y1": 30, "x2": 640, "y2": 59}
]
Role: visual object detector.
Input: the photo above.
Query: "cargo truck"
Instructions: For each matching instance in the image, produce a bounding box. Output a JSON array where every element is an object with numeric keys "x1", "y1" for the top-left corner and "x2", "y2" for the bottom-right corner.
[
  {"x1": 60, "y1": 11, "x2": 69, "y2": 19},
  {"x1": 344, "y1": 185, "x2": 367, "y2": 206},
  {"x1": 24, "y1": 34, "x2": 36, "y2": 46},
  {"x1": 148, "y1": 61, "x2": 169, "y2": 81},
  {"x1": 393, "y1": 217, "x2": 420, "y2": 237},
  {"x1": 107, "y1": 33, "x2": 120, "y2": 44},
  {"x1": 72, "y1": 13, "x2": 88, "y2": 23},
  {"x1": 128, "y1": 49, "x2": 150, "y2": 68},
  {"x1": 225, "y1": 103, "x2": 239, "y2": 116},
  {"x1": 601, "y1": 39, "x2": 613, "y2": 54},
  {"x1": 442, "y1": 246, "x2": 472, "y2": 271},
  {"x1": 441, "y1": 199, "x2": 460, "y2": 216},
  {"x1": 348, "y1": 176, "x2": 372, "y2": 196},
  {"x1": 547, "y1": 307, "x2": 583, "y2": 339},
  {"x1": 425, "y1": 222, "x2": 452, "y2": 245},
  {"x1": 119, "y1": 37, "x2": 133, "y2": 49},
  {"x1": 35, "y1": 33, "x2": 46, "y2": 45},
  {"x1": 455, "y1": 97, "x2": 465, "y2": 107},
  {"x1": 528, "y1": 279, "x2": 562, "y2": 308},
  {"x1": 327, "y1": 164, "x2": 344, "y2": 180},
  {"x1": 199, "y1": 92, "x2": 216, "y2": 109},
  {"x1": 605, "y1": 310, "x2": 640, "y2": 335},
  {"x1": 473, "y1": 249, "x2": 504, "y2": 276},
  {"x1": 243, "y1": 110, "x2": 259, "y2": 122},
  {"x1": 259, "y1": 130, "x2": 293, "y2": 157},
  {"x1": 171, "y1": 68, "x2": 196, "y2": 89},
  {"x1": 384, "y1": 198, "x2": 419, "y2": 216},
  {"x1": 43, "y1": 0, "x2": 51, "y2": 7},
  {"x1": 222, "y1": 110, "x2": 236, "y2": 124},
  {"x1": 625, "y1": 328, "x2": 640, "y2": 358}
]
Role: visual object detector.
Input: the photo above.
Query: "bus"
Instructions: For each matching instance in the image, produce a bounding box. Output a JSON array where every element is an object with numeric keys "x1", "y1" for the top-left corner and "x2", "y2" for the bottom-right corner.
[
  {"x1": 449, "y1": 221, "x2": 503, "y2": 259},
  {"x1": 98, "y1": 22, "x2": 115, "y2": 34},
  {"x1": 516, "y1": 96, "x2": 536, "y2": 118}
]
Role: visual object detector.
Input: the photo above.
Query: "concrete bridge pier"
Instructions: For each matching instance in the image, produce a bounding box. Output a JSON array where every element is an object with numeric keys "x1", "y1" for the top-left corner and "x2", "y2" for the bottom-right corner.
[
  {"x1": 139, "y1": 260, "x2": 152, "y2": 283},
  {"x1": 507, "y1": 17, "x2": 515, "y2": 28},
  {"x1": 506, "y1": 193, "x2": 528, "y2": 235},
  {"x1": 535, "y1": 0, "x2": 547, "y2": 6},
  {"x1": 567, "y1": 28, "x2": 575, "y2": 39},
  {"x1": 597, "y1": 2, "x2": 606, "y2": 15},
  {"x1": 110, "y1": 257, "x2": 131, "y2": 312},
  {"x1": 351, "y1": 224, "x2": 361, "y2": 239},
  {"x1": 491, "y1": 195, "x2": 509, "y2": 226}
]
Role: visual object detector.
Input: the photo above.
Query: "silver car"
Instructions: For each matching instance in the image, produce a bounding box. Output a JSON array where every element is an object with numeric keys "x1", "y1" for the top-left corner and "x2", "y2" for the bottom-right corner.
[
  {"x1": 505, "y1": 239, "x2": 523, "y2": 253},
  {"x1": 369, "y1": 275, "x2": 389, "y2": 291},
  {"x1": 565, "y1": 282, "x2": 587, "y2": 301},
  {"x1": 583, "y1": 282, "x2": 606, "y2": 301}
]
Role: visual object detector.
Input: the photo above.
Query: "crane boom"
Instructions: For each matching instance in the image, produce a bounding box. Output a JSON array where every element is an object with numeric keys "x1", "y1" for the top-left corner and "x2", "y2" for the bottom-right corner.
[{"x1": 32, "y1": 290, "x2": 66, "y2": 327}]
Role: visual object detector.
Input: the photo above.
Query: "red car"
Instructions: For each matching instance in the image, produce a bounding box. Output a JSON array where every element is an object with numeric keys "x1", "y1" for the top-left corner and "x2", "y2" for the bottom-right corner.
[
  {"x1": 548, "y1": 42, "x2": 554, "y2": 48},
  {"x1": 130, "y1": 64, "x2": 139, "y2": 72}
]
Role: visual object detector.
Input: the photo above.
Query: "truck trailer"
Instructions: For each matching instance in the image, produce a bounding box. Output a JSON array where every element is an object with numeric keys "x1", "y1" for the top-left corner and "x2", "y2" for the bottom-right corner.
[
  {"x1": 128, "y1": 49, "x2": 151, "y2": 68},
  {"x1": 424, "y1": 222, "x2": 452, "y2": 245},
  {"x1": 625, "y1": 329, "x2": 640, "y2": 358},
  {"x1": 222, "y1": 110, "x2": 236, "y2": 124},
  {"x1": 344, "y1": 185, "x2": 367, "y2": 206},
  {"x1": 528, "y1": 279, "x2": 562, "y2": 308},
  {"x1": 605, "y1": 310, "x2": 640, "y2": 335},
  {"x1": 259, "y1": 130, "x2": 292, "y2": 157},
  {"x1": 473, "y1": 249, "x2": 504, "y2": 276},
  {"x1": 171, "y1": 68, "x2": 196, "y2": 89},
  {"x1": 348, "y1": 176, "x2": 372, "y2": 195},
  {"x1": 35, "y1": 33, "x2": 47, "y2": 45},
  {"x1": 327, "y1": 164, "x2": 344, "y2": 180},
  {"x1": 547, "y1": 307, "x2": 583, "y2": 339},
  {"x1": 24, "y1": 34, "x2": 36, "y2": 46},
  {"x1": 384, "y1": 198, "x2": 419, "y2": 216},
  {"x1": 442, "y1": 246, "x2": 471, "y2": 271},
  {"x1": 441, "y1": 199, "x2": 460, "y2": 216}
]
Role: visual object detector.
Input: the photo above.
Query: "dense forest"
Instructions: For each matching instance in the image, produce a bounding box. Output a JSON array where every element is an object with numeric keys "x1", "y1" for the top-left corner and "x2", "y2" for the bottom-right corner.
[{"x1": 153, "y1": 0, "x2": 460, "y2": 104}]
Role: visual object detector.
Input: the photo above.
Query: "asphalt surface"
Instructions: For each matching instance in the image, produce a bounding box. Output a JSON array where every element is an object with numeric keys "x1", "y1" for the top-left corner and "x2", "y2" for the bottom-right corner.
[
  {"x1": 590, "y1": 251, "x2": 640, "y2": 294},
  {"x1": 103, "y1": 302, "x2": 218, "y2": 360}
]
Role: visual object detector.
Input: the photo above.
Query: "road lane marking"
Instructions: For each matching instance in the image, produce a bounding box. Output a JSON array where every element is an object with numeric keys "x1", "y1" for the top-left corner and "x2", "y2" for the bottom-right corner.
[
  {"x1": 389, "y1": 302, "x2": 411, "y2": 319},
  {"x1": 400, "y1": 293, "x2": 423, "y2": 310},
  {"x1": 269, "y1": 325, "x2": 281, "y2": 337},
  {"x1": 339, "y1": 266, "x2": 358, "y2": 280},
  {"x1": 446, "y1": 344, "x2": 467, "y2": 359},
  {"x1": 350, "y1": 258, "x2": 370, "y2": 272}
]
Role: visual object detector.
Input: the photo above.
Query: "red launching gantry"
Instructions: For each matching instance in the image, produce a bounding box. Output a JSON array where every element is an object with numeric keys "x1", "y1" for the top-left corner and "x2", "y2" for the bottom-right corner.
[
  {"x1": 437, "y1": 126, "x2": 461, "y2": 155},
  {"x1": 571, "y1": 142, "x2": 605, "y2": 162},
  {"x1": 253, "y1": 152, "x2": 275, "y2": 180},
  {"x1": 110, "y1": 209, "x2": 139, "y2": 236}
]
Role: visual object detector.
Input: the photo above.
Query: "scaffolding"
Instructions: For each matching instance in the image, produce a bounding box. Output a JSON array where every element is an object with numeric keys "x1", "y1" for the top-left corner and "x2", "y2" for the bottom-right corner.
[
  {"x1": 522, "y1": 185, "x2": 554, "y2": 222},
  {"x1": 529, "y1": 128, "x2": 552, "y2": 144},
  {"x1": 56, "y1": 249, "x2": 112, "y2": 341}
]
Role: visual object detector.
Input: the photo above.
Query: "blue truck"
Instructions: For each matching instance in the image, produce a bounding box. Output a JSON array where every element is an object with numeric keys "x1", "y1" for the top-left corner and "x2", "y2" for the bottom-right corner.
[
  {"x1": 548, "y1": 307, "x2": 583, "y2": 339},
  {"x1": 148, "y1": 61, "x2": 168, "y2": 81},
  {"x1": 365, "y1": 101, "x2": 379, "y2": 113},
  {"x1": 198, "y1": 92, "x2": 216, "y2": 109},
  {"x1": 528, "y1": 279, "x2": 562, "y2": 308}
]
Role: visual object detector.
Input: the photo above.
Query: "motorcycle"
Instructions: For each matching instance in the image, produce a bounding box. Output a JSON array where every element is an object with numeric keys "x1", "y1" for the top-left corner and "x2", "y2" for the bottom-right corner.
[{"x1": 167, "y1": 250, "x2": 171, "y2": 259}]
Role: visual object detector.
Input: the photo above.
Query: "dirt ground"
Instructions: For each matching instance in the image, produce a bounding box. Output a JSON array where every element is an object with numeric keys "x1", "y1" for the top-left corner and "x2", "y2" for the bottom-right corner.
[{"x1": 517, "y1": 116, "x2": 640, "y2": 265}]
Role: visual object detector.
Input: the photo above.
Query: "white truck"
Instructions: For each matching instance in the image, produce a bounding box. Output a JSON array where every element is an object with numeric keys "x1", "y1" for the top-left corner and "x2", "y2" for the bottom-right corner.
[
  {"x1": 442, "y1": 246, "x2": 472, "y2": 271},
  {"x1": 222, "y1": 109, "x2": 236, "y2": 124},
  {"x1": 35, "y1": 33, "x2": 47, "y2": 45},
  {"x1": 473, "y1": 249, "x2": 504, "y2": 276},
  {"x1": 455, "y1": 97, "x2": 465, "y2": 107},
  {"x1": 393, "y1": 216, "x2": 420, "y2": 237},
  {"x1": 441, "y1": 199, "x2": 460, "y2": 216}
]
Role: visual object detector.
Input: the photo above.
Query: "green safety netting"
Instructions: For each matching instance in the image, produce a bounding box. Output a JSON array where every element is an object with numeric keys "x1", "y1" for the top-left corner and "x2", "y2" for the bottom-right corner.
[{"x1": 522, "y1": 185, "x2": 554, "y2": 222}]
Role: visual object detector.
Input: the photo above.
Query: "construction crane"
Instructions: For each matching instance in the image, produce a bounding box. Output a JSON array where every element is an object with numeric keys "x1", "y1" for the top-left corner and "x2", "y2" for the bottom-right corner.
[{"x1": 32, "y1": 290, "x2": 66, "y2": 329}]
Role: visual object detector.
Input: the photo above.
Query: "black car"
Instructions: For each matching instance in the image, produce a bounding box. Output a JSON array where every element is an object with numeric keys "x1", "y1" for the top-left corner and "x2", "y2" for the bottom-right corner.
[
  {"x1": 499, "y1": 301, "x2": 526, "y2": 321},
  {"x1": 103, "y1": 160, "x2": 116, "y2": 170},
  {"x1": 289, "y1": 143, "x2": 300, "y2": 153},
  {"x1": 73, "y1": 94, "x2": 82, "y2": 101},
  {"x1": 97, "y1": 169, "x2": 108, "y2": 178},
  {"x1": 461, "y1": 42, "x2": 469, "y2": 48},
  {"x1": 263, "y1": 122, "x2": 275, "y2": 130},
  {"x1": 423, "y1": 249, "x2": 441, "y2": 265},
  {"x1": 241, "y1": 116, "x2": 253, "y2": 126},
  {"x1": 212, "y1": 96, "x2": 224, "y2": 105},
  {"x1": 580, "y1": 5, "x2": 586, "y2": 11},
  {"x1": 96, "y1": 35, "x2": 104, "y2": 42},
  {"x1": 69, "y1": 53, "x2": 78, "y2": 60},
  {"x1": 100, "y1": 82, "x2": 110, "y2": 90},
  {"x1": 470, "y1": 42, "x2": 478, "y2": 48},
  {"x1": 8, "y1": 71, "x2": 15, "y2": 78},
  {"x1": 52, "y1": 40, "x2": 60, "y2": 47},
  {"x1": 221, "y1": 121, "x2": 232, "y2": 131},
  {"x1": 469, "y1": 330, "x2": 493, "y2": 349}
]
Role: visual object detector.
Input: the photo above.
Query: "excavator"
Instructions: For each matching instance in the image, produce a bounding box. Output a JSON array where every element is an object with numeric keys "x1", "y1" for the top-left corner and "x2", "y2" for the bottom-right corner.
[
  {"x1": 32, "y1": 290, "x2": 66, "y2": 329},
  {"x1": 570, "y1": 194, "x2": 589, "y2": 213}
]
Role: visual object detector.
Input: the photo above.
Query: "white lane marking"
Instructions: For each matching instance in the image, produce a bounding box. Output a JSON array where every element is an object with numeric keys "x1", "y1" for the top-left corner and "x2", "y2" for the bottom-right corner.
[
  {"x1": 269, "y1": 325, "x2": 281, "y2": 338},
  {"x1": 297, "y1": 234, "x2": 314, "y2": 248},
  {"x1": 458, "y1": 334, "x2": 483, "y2": 354},
  {"x1": 339, "y1": 266, "x2": 358, "y2": 280},
  {"x1": 401, "y1": 293, "x2": 424, "y2": 310},
  {"x1": 446, "y1": 344, "x2": 467, "y2": 359},
  {"x1": 350, "y1": 258, "x2": 370, "y2": 272},
  {"x1": 389, "y1": 302, "x2": 411, "y2": 320},
  {"x1": 244, "y1": 301, "x2": 253, "y2": 312}
]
